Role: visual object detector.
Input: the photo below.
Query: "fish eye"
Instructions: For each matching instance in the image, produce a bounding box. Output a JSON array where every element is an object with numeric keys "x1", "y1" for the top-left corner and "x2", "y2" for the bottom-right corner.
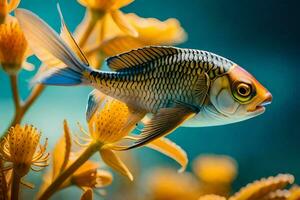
[
  {"x1": 232, "y1": 82, "x2": 255, "y2": 103},
  {"x1": 237, "y1": 83, "x2": 251, "y2": 97}
]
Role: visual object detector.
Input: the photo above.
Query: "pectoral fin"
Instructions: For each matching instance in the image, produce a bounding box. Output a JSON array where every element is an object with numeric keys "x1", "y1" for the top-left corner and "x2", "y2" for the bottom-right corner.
[
  {"x1": 123, "y1": 102, "x2": 199, "y2": 149},
  {"x1": 86, "y1": 90, "x2": 106, "y2": 122}
]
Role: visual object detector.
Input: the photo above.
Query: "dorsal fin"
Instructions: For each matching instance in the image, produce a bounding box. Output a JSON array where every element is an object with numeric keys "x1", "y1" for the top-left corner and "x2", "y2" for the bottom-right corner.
[{"x1": 106, "y1": 46, "x2": 182, "y2": 71}]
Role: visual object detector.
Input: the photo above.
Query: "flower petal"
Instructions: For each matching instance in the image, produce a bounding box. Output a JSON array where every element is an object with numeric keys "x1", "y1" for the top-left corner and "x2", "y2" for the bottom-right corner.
[
  {"x1": 111, "y1": 0, "x2": 134, "y2": 10},
  {"x1": 77, "y1": 0, "x2": 89, "y2": 8},
  {"x1": 52, "y1": 120, "x2": 71, "y2": 179},
  {"x1": 99, "y1": 147, "x2": 133, "y2": 181},
  {"x1": 289, "y1": 186, "x2": 300, "y2": 200},
  {"x1": 126, "y1": 13, "x2": 187, "y2": 45},
  {"x1": 146, "y1": 137, "x2": 188, "y2": 172},
  {"x1": 8, "y1": 0, "x2": 20, "y2": 12},
  {"x1": 96, "y1": 169, "x2": 113, "y2": 187},
  {"x1": 111, "y1": 10, "x2": 138, "y2": 37},
  {"x1": 193, "y1": 154, "x2": 237, "y2": 184},
  {"x1": 199, "y1": 194, "x2": 226, "y2": 200},
  {"x1": 80, "y1": 188, "x2": 93, "y2": 200},
  {"x1": 100, "y1": 35, "x2": 144, "y2": 56}
]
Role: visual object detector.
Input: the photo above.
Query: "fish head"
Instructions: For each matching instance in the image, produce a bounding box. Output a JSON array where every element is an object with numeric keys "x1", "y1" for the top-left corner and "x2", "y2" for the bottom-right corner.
[{"x1": 209, "y1": 64, "x2": 272, "y2": 124}]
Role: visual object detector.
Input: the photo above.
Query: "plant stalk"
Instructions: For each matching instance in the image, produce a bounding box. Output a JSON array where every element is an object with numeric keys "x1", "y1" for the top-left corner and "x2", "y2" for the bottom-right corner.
[
  {"x1": 1, "y1": 80, "x2": 45, "y2": 140},
  {"x1": 38, "y1": 142, "x2": 100, "y2": 200},
  {"x1": 11, "y1": 170, "x2": 21, "y2": 200}
]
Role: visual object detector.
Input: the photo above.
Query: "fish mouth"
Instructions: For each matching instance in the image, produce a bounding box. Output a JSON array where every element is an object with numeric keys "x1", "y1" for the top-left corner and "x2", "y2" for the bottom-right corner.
[
  {"x1": 248, "y1": 92, "x2": 272, "y2": 114},
  {"x1": 252, "y1": 105, "x2": 266, "y2": 113},
  {"x1": 247, "y1": 104, "x2": 266, "y2": 116}
]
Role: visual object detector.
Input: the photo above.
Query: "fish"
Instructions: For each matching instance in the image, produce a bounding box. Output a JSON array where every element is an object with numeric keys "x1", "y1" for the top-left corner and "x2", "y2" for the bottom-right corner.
[{"x1": 15, "y1": 8, "x2": 272, "y2": 149}]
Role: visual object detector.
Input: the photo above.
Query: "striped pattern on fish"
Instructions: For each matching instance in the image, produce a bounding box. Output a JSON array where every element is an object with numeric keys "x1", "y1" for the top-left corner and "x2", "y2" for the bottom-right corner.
[{"x1": 85, "y1": 46, "x2": 234, "y2": 113}]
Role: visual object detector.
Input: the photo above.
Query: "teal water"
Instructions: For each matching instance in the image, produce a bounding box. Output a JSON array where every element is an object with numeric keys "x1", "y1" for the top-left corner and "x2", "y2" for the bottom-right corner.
[{"x1": 0, "y1": 0, "x2": 299, "y2": 199}]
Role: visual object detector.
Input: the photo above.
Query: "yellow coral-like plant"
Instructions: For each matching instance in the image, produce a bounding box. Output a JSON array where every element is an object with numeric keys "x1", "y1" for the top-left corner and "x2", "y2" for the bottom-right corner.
[
  {"x1": 199, "y1": 194, "x2": 227, "y2": 200},
  {"x1": 229, "y1": 174, "x2": 294, "y2": 200},
  {"x1": 288, "y1": 186, "x2": 300, "y2": 200}
]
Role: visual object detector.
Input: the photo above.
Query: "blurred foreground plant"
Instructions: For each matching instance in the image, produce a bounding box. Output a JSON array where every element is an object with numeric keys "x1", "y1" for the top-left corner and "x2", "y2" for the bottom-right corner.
[
  {"x1": 38, "y1": 121, "x2": 113, "y2": 199},
  {"x1": 146, "y1": 154, "x2": 238, "y2": 200},
  {"x1": 145, "y1": 161, "x2": 298, "y2": 200},
  {"x1": 0, "y1": 0, "x2": 44, "y2": 140},
  {"x1": 38, "y1": 98, "x2": 188, "y2": 199}
]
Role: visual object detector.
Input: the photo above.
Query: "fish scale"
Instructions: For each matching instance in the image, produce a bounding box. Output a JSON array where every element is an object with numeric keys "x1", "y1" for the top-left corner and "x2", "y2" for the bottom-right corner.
[
  {"x1": 16, "y1": 9, "x2": 272, "y2": 150},
  {"x1": 88, "y1": 47, "x2": 235, "y2": 113}
]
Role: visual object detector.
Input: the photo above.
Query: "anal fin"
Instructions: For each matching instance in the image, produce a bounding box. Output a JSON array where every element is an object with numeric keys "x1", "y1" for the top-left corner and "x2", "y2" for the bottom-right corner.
[{"x1": 122, "y1": 102, "x2": 199, "y2": 150}]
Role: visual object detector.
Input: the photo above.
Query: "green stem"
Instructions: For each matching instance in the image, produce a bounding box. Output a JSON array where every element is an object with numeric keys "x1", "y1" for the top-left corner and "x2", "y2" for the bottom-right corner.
[
  {"x1": 21, "y1": 84, "x2": 45, "y2": 116},
  {"x1": 38, "y1": 142, "x2": 100, "y2": 200},
  {"x1": 11, "y1": 170, "x2": 21, "y2": 200},
  {"x1": 9, "y1": 75, "x2": 21, "y2": 112}
]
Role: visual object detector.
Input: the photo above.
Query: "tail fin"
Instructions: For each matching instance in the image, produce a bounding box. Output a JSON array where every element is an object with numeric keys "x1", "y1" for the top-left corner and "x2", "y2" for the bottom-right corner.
[{"x1": 15, "y1": 8, "x2": 90, "y2": 86}]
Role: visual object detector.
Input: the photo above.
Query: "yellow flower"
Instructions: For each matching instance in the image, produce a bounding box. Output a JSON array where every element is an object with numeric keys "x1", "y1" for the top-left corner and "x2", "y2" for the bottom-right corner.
[
  {"x1": 193, "y1": 154, "x2": 237, "y2": 184},
  {"x1": 199, "y1": 194, "x2": 227, "y2": 200},
  {"x1": 99, "y1": 13, "x2": 187, "y2": 56},
  {"x1": 80, "y1": 188, "x2": 93, "y2": 200},
  {"x1": 38, "y1": 120, "x2": 113, "y2": 197},
  {"x1": 88, "y1": 99, "x2": 132, "y2": 144},
  {"x1": 288, "y1": 186, "x2": 300, "y2": 200},
  {"x1": 0, "y1": 17, "x2": 33, "y2": 74},
  {"x1": 71, "y1": 159, "x2": 113, "y2": 189},
  {"x1": 262, "y1": 189, "x2": 290, "y2": 200},
  {"x1": 192, "y1": 155, "x2": 237, "y2": 197},
  {"x1": 0, "y1": 124, "x2": 49, "y2": 177},
  {"x1": 229, "y1": 174, "x2": 294, "y2": 200},
  {"x1": 76, "y1": 0, "x2": 137, "y2": 48},
  {"x1": 81, "y1": 13, "x2": 187, "y2": 67},
  {"x1": 0, "y1": 0, "x2": 20, "y2": 23},
  {"x1": 147, "y1": 168, "x2": 201, "y2": 200},
  {"x1": 76, "y1": 97, "x2": 188, "y2": 180}
]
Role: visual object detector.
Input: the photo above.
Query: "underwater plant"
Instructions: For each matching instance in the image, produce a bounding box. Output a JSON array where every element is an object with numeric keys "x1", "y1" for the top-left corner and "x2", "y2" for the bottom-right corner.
[
  {"x1": 0, "y1": 124, "x2": 49, "y2": 199},
  {"x1": 144, "y1": 158, "x2": 299, "y2": 200}
]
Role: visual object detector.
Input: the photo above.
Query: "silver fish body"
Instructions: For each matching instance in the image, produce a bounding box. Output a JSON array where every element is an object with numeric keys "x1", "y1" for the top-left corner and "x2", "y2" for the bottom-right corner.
[{"x1": 87, "y1": 47, "x2": 234, "y2": 113}]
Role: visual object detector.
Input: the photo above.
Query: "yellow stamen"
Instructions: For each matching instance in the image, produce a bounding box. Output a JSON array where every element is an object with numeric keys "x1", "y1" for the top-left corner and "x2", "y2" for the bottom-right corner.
[
  {"x1": 88, "y1": 99, "x2": 131, "y2": 143},
  {"x1": 0, "y1": 124, "x2": 48, "y2": 177}
]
